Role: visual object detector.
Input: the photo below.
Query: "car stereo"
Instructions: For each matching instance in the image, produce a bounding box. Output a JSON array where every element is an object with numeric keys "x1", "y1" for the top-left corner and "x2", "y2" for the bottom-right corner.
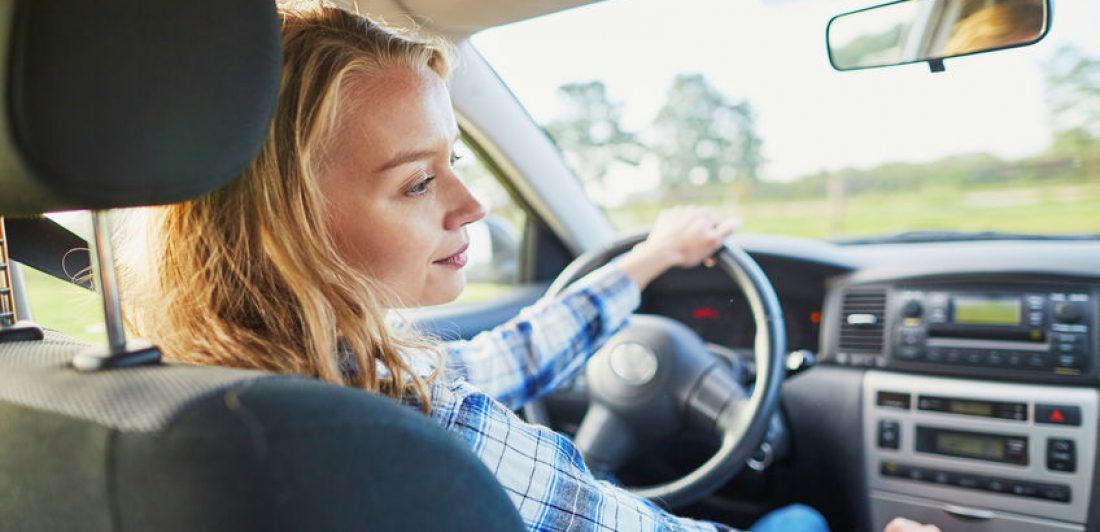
[{"x1": 889, "y1": 286, "x2": 1093, "y2": 378}]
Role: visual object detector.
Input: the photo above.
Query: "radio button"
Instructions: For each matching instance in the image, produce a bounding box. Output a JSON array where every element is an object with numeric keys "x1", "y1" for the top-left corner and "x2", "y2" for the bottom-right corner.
[
  {"x1": 1006, "y1": 352, "x2": 1024, "y2": 368},
  {"x1": 1036, "y1": 404, "x2": 1082, "y2": 426},
  {"x1": 956, "y1": 475, "x2": 981, "y2": 489},
  {"x1": 1056, "y1": 342, "x2": 1081, "y2": 355},
  {"x1": 1042, "y1": 485, "x2": 1072, "y2": 503},
  {"x1": 982, "y1": 477, "x2": 1010, "y2": 493},
  {"x1": 1027, "y1": 353, "x2": 1048, "y2": 369},
  {"x1": 1047, "y1": 438, "x2": 1076, "y2": 473},
  {"x1": 878, "y1": 420, "x2": 900, "y2": 450},
  {"x1": 1056, "y1": 354, "x2": 1084, "y2": 369},
  {"x1": 896, "y1": 346, "x2": 922, "y2": 361},
  {"x1": 986, "y1": 351, "x2": 1004, "y2": 367},
  {"x1": 925, "y1": 347, "x2": 943, "y2": 362},
  {"x1": 945, "y1": 349, "x2": 963, "y2": 364},
  {"x1": 906, "y1": 467, "x2": 927, "y2": 482},
  {"x1": 902, "y1": 300, "x2": 923, "y2": 318},
  {"x1": 1011, "y1": 482, "x2": 1040, "y2": 498},
  {"x1": 964, "y1": 351, "x2": 984, "y2": 365},
  {"x1": 1054, "y1": 302, "x2": 1084, "y2": 324},
  {"x1": 880, "y1": 461, "x2": 904, "y2": 477}
]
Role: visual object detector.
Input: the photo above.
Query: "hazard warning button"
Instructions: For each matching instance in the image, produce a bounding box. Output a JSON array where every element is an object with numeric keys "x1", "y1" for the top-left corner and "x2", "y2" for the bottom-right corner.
[{"x1": 1036, "y1": 404, "x2": 1081, "y2": 426}]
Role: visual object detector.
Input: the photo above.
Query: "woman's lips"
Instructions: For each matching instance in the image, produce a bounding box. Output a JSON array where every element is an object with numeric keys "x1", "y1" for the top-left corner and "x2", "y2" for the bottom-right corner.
[{"x1": 433, "y1": 244, "x2": 469, "y2": 269}]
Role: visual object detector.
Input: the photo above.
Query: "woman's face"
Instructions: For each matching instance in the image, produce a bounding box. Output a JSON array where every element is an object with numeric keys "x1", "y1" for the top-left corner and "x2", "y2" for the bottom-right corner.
[{"x1": 321, "y1": 65, "x2": 485, "y2": 307}]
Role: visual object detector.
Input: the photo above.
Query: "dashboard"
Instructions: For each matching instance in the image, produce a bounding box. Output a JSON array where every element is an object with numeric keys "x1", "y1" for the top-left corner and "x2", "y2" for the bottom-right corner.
[
  {"x1": 638, "y1": 249, "x2": 846, "y2": 354},
  {"x1": 551, "y1": 235, "x2": 1100, "y2": 531}
]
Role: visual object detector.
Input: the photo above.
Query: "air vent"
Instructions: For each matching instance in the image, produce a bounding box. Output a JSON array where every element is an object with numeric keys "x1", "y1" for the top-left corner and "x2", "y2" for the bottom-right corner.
[{"x1": 839, "y1": 290, "x2": 887, "y2": 353}]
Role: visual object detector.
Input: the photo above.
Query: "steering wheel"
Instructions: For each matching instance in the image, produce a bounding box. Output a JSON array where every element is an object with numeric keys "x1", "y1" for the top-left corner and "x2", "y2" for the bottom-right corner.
[{"x1": 527, "y1": 234, "x2": 787, "y2": 509}]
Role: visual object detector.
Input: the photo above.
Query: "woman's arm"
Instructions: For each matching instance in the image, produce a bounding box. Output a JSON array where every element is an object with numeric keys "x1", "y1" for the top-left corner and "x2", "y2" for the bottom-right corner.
[
  {"x1": 445, "y1": 207, "x2": 739, "y2": 410},
  {"x1": 443, "y1": 261, "x2": 640, "y2": 410}
]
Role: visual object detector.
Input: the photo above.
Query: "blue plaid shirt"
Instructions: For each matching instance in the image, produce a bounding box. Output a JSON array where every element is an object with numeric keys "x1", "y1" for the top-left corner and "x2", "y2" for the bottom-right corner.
[{"x1": 404, "y1": 264, "x2": 727, "y2": 531}]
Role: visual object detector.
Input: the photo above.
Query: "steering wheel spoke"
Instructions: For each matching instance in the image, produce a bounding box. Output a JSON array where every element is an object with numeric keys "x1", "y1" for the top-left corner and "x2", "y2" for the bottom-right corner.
[
  {"x1": 574, "y1": 404, "x2": 638, "y2": 475},
  {"x1": 686, "y1": 365, "x2": 748, "y2": 433}
]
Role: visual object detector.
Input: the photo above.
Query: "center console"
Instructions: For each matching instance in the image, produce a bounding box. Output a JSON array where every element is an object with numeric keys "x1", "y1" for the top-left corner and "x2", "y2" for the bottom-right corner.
[
  {"x1": 818, "y1": 273, "x2": 1100, "y2": 530},
  {"x1": 864, "y1": 372, "x2": 1097, "y2": 531}
]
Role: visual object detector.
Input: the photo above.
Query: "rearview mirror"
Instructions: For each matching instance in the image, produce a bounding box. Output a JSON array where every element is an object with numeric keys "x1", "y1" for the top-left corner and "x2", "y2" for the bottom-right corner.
[{"x1": 827, "y1": 0, "x2": 1049, "y2": 72}]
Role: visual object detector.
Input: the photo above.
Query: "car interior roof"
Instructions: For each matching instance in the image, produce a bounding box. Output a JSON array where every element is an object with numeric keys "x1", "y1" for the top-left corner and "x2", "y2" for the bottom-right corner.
[{"x1": 349, "y1": 0, "x2": 602, "y2": 38}]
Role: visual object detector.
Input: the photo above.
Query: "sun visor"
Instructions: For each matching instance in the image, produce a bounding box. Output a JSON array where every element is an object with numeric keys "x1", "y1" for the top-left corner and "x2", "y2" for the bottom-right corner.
[{"x1": 0, "y1": 0, "x2": 281, "y2": 215}]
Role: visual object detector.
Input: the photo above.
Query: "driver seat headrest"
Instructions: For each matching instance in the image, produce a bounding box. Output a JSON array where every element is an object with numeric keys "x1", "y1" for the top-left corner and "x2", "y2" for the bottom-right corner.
[{"x1": 0, "y1": 0, "x2": 281, "y2": 215}]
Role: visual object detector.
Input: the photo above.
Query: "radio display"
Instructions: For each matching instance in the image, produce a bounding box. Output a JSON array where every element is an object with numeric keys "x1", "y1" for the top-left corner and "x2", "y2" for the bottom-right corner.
[
  {"x1": 952, "y1": 295, "x2": 1021, "y2": 326},
  {"x1": 916, "y1": 426, "x2": 1028, "y2": 465},
  {"x1": 936, "y1": 432, "x2": 1005, "y2": 461},
  {"x1": 949, "y1": 399, "x2": 993, "y2": 417}
]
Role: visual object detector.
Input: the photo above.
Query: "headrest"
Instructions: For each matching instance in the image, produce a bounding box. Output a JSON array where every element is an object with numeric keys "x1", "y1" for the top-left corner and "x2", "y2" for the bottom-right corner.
[{"x1": 0, "y1": 0, "x2": 281, "y2": 215}]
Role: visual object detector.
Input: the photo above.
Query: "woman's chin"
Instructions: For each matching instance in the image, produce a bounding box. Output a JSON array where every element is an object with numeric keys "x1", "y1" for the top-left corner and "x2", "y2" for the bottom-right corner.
[{"x1": 419, "y1": 274, "x2": 466, "y2": 307}]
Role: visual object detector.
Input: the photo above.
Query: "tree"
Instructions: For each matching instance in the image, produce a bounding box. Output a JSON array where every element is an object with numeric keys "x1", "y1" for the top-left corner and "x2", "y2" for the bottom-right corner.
[
  {"x1": 652, "y1": 74, "x2": 763, "y2": 192},
  {"x1": 544, "y1": 81, "x2": 643, "y2": 200},
  {"x1": 1044, "y1": 45, "x2": 1100, "y2": 145}
]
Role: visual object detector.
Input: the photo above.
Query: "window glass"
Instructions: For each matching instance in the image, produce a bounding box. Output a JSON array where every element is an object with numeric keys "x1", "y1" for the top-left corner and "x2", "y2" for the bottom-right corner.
[
  {"x1": 450, "y1": 137, "x2": 529, "y2": 304},
  {"x1": 473, "y1": 0, "x2": 1100, "y2": 240},
  {"x1": 20, "y1": 264, "x2": 104, "y2": 344}
]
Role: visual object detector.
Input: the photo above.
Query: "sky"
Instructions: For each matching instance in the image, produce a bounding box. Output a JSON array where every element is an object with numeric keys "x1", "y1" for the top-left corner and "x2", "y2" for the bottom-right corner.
[{"x1": 472, "y1": 0, "x2": 1100, "y2": 183}]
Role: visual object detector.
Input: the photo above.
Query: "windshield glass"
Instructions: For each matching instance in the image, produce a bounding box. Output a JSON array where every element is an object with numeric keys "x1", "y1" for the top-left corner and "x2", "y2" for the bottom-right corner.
[{"x1": 472, "y1": 0, "x2": 1100, "y2": 240}]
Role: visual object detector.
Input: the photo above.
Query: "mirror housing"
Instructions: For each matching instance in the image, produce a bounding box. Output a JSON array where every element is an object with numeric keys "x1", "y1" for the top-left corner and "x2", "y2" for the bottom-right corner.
[{"x1": 827, "y1": 0, "x2": 1050, "y2": 72}]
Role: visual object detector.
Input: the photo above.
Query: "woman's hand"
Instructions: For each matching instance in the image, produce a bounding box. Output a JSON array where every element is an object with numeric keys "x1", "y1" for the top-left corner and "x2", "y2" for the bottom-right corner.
[
  {"x1": 619, "y1": 206, "x2": 740, "y2": 290},
  {"x1": 883, "y1": 518, "x2": 941, "y2": 532}
]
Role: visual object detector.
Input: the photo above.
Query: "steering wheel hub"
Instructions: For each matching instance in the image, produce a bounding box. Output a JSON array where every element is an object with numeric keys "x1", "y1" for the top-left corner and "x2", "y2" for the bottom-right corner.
[{"x1": 608, "y1": 342, "x2": 659, "y2": 385}]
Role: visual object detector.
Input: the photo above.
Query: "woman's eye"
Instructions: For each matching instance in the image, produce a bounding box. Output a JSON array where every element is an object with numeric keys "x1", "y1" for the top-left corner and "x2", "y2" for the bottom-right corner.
[
  {"x1": 406, "y1": 175, "x2": 435, "y2": 196},
  {"x1": 450, "y1": 152, "x2": 464, "y2": 166}
]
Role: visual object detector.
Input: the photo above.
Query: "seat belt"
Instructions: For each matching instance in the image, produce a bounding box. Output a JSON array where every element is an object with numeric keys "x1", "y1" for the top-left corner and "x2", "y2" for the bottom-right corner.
[{"x1": 6, "y1": 216, "x2": 92, "y2": 290}]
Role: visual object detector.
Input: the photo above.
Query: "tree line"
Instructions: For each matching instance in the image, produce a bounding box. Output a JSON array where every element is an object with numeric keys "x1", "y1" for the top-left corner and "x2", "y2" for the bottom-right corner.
[
  {"x1": 543, "y1": 74, "x2": 762, "y2": 204},
  {"x1": 543, "y1": 45, "x2": 1100, "y2": 206}
]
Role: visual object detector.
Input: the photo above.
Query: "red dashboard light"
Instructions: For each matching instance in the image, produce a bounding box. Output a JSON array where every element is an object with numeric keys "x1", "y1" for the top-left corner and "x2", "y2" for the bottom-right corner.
[
  {"x1": 810, "y1": 311, "x2": 822, "y2": 324},
  {"x1": 693, "y1": 307, "x2": 720, "y2": 320}
]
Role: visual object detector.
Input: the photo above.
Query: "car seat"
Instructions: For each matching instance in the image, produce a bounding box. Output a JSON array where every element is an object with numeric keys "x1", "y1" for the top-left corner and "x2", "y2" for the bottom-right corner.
[{"x1": 0, "y1": 1, "x2": 525, "y2": 531}]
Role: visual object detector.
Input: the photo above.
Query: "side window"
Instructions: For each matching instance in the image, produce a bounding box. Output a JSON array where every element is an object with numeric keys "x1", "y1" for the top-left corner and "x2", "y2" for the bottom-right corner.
[
  {"x1": 13, "y1": 212, "x2": 104, "y2": 344},
  {"x1": 452, "y1": 137, "x2": 529, "y2": 305},
  {"x1": 19, "y1": 263, "x2": 105, "y2": 344}
]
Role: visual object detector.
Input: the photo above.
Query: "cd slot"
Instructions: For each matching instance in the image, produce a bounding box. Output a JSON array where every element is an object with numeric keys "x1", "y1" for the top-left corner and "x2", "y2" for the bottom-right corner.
[
  {"x1": 925, "y1": 337, "x2": 1047, "y2": 352},
  {"x1": 927, "y1": 324, "x2": 1041, "y2": 342}
]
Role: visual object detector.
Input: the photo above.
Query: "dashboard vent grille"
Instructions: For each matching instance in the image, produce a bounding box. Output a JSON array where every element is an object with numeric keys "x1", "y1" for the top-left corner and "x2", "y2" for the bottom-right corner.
[{"x1": 839, "y1": 290, "x2": 887, "y2": 353}]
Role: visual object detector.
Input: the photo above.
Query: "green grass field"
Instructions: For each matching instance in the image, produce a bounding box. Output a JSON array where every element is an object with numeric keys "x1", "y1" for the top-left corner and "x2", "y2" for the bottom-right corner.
[
  {"x1": 19, "y1": 178, "x2": 1100, "y2": 344},
  {"x1": 607, "y1": 179, "x2": 1100, "y2": 238}
]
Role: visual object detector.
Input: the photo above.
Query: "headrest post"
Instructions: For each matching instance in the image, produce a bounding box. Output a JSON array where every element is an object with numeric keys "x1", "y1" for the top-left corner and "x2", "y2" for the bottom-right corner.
[
  {"x1": 0, "y1": 217, "x2": 44, "y2": 343},
  {"x1": 71, "y1": 210, "x2": 160, "y2": 371},
  {"x1": 88, "y1": 210, "x2": 127, "y2": 352}
]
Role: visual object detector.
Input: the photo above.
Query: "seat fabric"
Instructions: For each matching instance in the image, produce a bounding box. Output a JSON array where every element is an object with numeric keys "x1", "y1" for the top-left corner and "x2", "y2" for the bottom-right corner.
[{"x1": 0, "y1": 331, "x2": 525, "y2": 532}]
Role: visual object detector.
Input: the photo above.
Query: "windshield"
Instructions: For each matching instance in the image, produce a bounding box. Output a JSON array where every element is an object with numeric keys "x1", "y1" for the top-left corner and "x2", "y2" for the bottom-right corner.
[{"x1": 472, "y1": 0, "x2": 1100, "y2": 240}]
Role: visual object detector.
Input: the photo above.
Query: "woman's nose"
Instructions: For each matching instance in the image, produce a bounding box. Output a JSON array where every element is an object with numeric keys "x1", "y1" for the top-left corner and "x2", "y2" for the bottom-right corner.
[{"x1": 444, "y1": 174, "x2": 487, "y2": 230}]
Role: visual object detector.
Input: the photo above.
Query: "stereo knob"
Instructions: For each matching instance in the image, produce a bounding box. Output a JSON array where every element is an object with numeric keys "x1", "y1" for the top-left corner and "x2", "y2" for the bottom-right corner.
[
  {"x1": 1054, "y1": 302, "x2": 1083, "y2": 324},
  {"x1": 902, "y1": 300, "x2": 923, "y2": 318}
]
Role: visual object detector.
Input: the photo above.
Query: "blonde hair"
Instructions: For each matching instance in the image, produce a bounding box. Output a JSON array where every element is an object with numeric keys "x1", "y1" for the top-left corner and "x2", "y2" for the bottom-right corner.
[
  {"x1": 943, "y1": 1, "x2": 1044, "y2": 57},
  {"x1": 122, "y1": 6, "x2": 454, "y2": 409}
]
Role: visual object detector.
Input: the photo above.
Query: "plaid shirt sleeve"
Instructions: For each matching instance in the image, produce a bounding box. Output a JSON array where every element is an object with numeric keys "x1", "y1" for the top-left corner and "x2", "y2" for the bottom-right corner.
[
  {"x1": 442, "y1": 262, "x2": 641, "y2": 410},
  {"x1": 417, "y1": 378, "x2": 730, "y2": 532},
  {"x1": 420, "y1": 263, "x2": 731, "y2": 531}
]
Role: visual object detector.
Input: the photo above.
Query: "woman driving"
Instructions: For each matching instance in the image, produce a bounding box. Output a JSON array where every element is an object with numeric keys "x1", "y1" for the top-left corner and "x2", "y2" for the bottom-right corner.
[{"x1": 122, "y1": 5, "x2": 932, "y2": 531}]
